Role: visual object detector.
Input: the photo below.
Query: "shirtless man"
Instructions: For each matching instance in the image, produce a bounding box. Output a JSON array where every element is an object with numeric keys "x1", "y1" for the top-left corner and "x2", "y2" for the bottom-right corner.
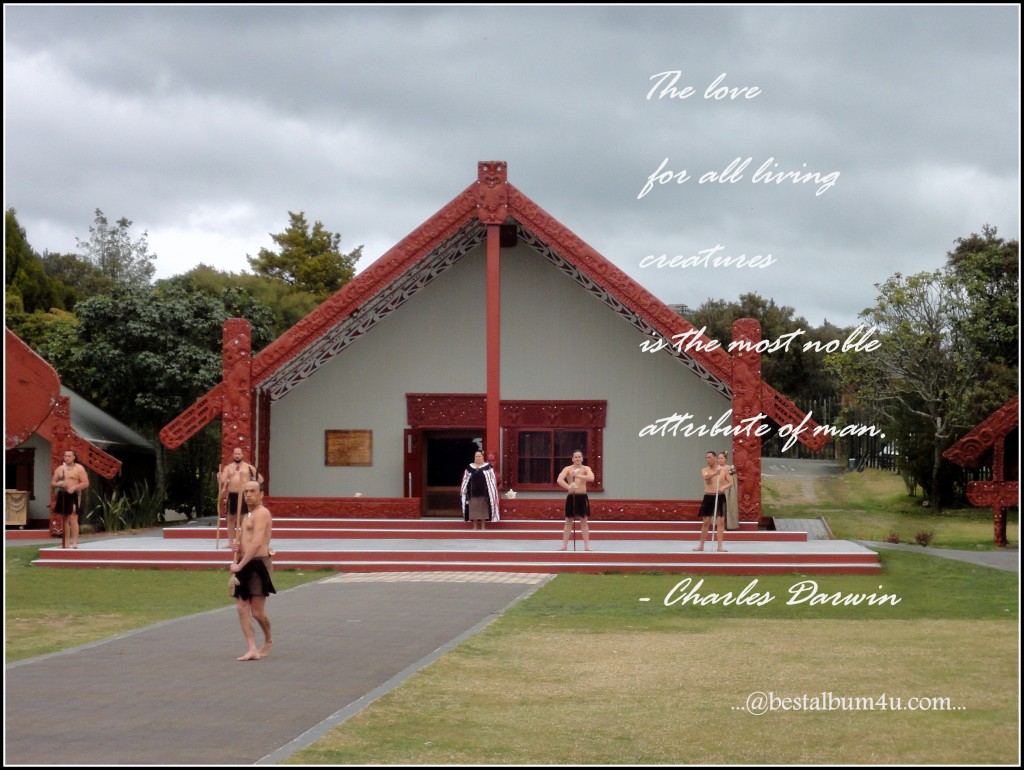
[
  {"x1": 217, "y1": 447, "x2": 263, "y2": 550},
  {"x1": 229, "y1": 480, "x2": 274, "y2": 661},
  {"x1": 51, "y1": 450, "x2": 89, "y2": 549},
  {"x1": 557, "y1": 450, "x2": 595, "y2": 552},
  {"x1": 694, "y1": 450, "x2": 733, "y2": 552}
]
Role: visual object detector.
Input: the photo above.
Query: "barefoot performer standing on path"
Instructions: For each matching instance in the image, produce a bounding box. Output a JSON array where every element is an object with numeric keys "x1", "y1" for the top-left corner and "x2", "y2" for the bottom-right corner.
[{"x1": 230, "y1": 480, "x2": 274, "y2": 661}]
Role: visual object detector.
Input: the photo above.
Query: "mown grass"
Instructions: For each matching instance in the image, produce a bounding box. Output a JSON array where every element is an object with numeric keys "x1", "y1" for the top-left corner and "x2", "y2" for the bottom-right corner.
[
  {"x1": 6, "y1": 469, "x2": 1019, "y2": 764},
  {"x1": 4, "y1": 544, "x2": 329, "y2": 662},
  {"x1": 288, "y1": 620, "x2": 1017, "y2": 765},
  {"x1": 763, "y1": 468, "x2": 1018, "y2": 549},
  {"x1": 285, "y1": 550, "x2": 1019, "y2": 765}
]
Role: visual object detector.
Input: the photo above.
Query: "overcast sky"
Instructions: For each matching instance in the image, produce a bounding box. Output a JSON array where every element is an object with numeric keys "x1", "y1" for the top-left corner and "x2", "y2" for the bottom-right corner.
[{"x1": 4, "y1": 5, "x2": 1019, "y2": 327}]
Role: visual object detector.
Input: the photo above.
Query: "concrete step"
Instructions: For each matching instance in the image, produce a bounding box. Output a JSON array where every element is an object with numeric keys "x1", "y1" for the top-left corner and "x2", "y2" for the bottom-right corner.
[{"x1": 31, "y1": 536, "x2": 880, "y2": 575}]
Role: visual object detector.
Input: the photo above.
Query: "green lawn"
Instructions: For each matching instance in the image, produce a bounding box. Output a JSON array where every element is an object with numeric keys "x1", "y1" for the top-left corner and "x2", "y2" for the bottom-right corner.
[
  {"x1": 6, "y1": 468, "x2": 1020, "y2": 764},
  {"x1": 285, "y1": 551, "x2": 1018, "y2": 765},
  {"x1": 763, "y1": 467, "x2": 1018, "y2": 549},
  {"x1": 3, "y1": 544, "x2": 329, "y2": 661}
]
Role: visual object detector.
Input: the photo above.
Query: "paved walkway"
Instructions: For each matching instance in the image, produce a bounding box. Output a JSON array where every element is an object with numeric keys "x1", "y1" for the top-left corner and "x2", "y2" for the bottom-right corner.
[
  {"x1": 856, "y1": 540, "x2": 1020, "y2": 572},
  {"x1": 4, "y1": 572, "x2": 551, "y2": 765},
  {"x1": 5, "y1": 523, "x2": 1016, "y2": 764}
]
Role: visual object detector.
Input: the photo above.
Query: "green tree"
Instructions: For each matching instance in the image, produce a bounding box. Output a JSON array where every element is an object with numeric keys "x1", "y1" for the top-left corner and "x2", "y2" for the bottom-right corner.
[
  {"x1": 688, "y1": 292, "x2": 843, "y2": 402},
  {"x1": 159, "y1": 264, "x2": 318, "y2": 339},
  {"x1": 945, "y1": 225, "x2": 1019, "y2": 426},
  {"x1": 247, "y1": 211, "x2": 361, "y2": 299},
  {"x1": 40, "y1": 250, "x2": 112, "y2": 306},
  {"x1": 946, "y1": 224, "x2": 1018, "y2": 364},
  {"x1": 828, "y1": 270, "x2": 983, "y2": 510},
  {"x1": 5, "y1": 208, "x2": 67, "y2": 313},
  {"x1": 5, "y1": 308, "x2": 80, "y2": 365},
  {"x1": 76, "y1": 209, "x2": 157, "y2": 288},
  {"x1": 51, "y1": 284, "x2": 276, "y2": 507}
]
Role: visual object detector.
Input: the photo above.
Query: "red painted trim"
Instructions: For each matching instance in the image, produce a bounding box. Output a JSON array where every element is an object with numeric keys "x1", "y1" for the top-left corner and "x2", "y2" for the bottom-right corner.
[
  {"x1": 506, "y1": 185, "x2": 825, "y2": 448},
  {"x1": 943, "y1": 395, "x2": 1019, "y2": 468},
  {"x1": 264, "y1": 497, "x2": 420, "y2": 519},
  {"x1": 5, "y1": 328, "x2": 61, "y2": 449},
  {"x1": 159, "y1": 186, "x2": 480, "y2": 448},
  {"x1": 262, "y1": 496, "x2": 717, "y2": 521},
  {"x1": 161, "y1": 162, "x2": 825, "y2": 459},
  {"x1": 407, "y1": 394, "x2": 486, "y2": 428},
  {"x1": 486, "y1": 224, "x2": 501, "y2": 472},
  {"x1": 943, "y1": 395, "x2": 1019, "y2": 546},
  {"x1": 406, "y1": 395, "x2": 606, "y2": 492},
  {"x1": 221, "y1": 318, "x2": 253, "y2": 468},
  {"x1": 731, "y1": 319, "x2": 763, "y2": 521},
  {"x1": 501, "y1": 499, "x2": 704, "y2": 521}
]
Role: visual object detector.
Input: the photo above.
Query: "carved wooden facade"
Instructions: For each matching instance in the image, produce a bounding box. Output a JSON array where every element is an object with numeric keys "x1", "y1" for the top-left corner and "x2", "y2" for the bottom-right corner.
[
  {"x1": 5, "y1": 328, "x2": 122, "y2": 535},
  {"x1": 160, "y1": 161, "x2": 828, "y2": 520},
  {"x1": 943, "y1": 396, "x2": 1019, "y2": 546}
]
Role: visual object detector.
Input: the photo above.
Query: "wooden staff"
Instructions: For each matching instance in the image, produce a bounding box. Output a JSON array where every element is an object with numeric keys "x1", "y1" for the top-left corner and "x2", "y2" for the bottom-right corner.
[
  {"x1": 234, "y1": 472, "x2": 245, "y2": 551},
  {"x1": 215, "y1": 464, "x2": 224, "y2": 549},
  {"x1": 711, "y1": 470, "x2": 721, "y2": 535}
]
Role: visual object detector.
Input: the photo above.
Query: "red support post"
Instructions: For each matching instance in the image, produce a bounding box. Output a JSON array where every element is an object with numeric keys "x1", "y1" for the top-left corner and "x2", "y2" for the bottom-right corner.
[
  {"x1": 477, "y1": 161, "x2": 508, "y2": 478},
  {"x1": 221, "y1": 319, "x2": 253, "y2": 468},
  {"x1": 731, "y1": 319, "x2": 763, "y2": 523}
]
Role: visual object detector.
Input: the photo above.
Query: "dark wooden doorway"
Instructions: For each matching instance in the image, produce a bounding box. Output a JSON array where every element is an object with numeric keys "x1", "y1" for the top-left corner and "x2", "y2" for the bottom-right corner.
[{"x1": 423, "y1": 431, "x2": 483, "y2": 517}]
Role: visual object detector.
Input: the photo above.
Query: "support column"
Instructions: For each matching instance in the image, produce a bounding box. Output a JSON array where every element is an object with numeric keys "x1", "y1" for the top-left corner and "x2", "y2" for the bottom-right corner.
[
  {"x1": 486, "y1": 224, "x2": 501, "y2": 467},
  {"x1": 731, "y1": 319, "x2": 763, "y2": 523},
  {"x1": 476, "y1": 161, "x2": 508, "y2": 476},
  {"x1": 993, "y1": 438, "x2": 1006, "y2": 547},
  {"x1": 221, "y1": 319, "x2": 253, "y2": 469}
]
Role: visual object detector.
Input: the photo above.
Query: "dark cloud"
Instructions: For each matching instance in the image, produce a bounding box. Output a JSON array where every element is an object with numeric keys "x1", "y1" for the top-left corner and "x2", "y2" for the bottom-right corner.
[{"x1": 4, "y1": 5, "x2": 1019, "y2": 326}]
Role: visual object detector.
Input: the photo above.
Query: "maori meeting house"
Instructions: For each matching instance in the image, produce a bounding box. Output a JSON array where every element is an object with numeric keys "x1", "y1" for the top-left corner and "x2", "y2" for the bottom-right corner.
[{"x1": 28, "y1": 161, "x2": 882, "y2": 574}]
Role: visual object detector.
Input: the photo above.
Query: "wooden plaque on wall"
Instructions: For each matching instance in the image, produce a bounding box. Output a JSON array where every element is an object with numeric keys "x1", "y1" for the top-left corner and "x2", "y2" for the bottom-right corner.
[{"x1": 325, "y1": 430, "x2": 373, "y2": 466}]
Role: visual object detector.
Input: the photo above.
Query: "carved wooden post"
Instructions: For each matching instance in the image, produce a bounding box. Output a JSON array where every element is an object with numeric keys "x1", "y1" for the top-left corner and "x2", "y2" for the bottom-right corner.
[
  {"x1": 992, "y1": 435, "x2": 1006, "y2": 546},
  {"x1": 731, "y1": 319, "x2": 763, "y2": 522},
  {"x1": 47, "y1": 396, "x2": 73, "y2": 537},
  {"x1": 477, "y1": 160, "x2": 508, "y2": 482},
  {"x1": 221, "y1": 319, "x2": 253, "y2": 469}
]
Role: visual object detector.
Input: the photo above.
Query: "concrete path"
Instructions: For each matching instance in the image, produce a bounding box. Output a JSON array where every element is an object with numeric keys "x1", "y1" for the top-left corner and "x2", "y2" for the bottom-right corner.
[
  {"x1": 4, "y1": 572, "x2": 551, "y2": 765},
  {"x1": 857, "y1": 540, "x2": 1019, "y2": 572}
]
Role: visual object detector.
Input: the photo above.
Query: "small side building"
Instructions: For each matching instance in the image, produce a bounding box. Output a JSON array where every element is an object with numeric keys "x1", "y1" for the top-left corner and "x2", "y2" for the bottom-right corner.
[{"x1": 5, "y1": 328, "x2": 153, "y2": 532}]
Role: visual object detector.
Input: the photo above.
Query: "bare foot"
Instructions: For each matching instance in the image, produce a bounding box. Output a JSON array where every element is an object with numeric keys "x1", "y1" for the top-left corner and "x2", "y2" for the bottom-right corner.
[
  {"x1": 717, "y1": 547, "x2": 728, "y2": 553},
  {"x1": 692, "y1": 546, "x2": 705, "y2": 552},
  {"x1": 258, "y1": 641, "x2": 273, "y2": 657},
  {"x1": 557, "y1": 546, "x2": 567, "y2": 551},
  {"x1": 236, "y1": 650, "x2": 261, "y2": 661},
  {"x1": 585, "y1": 546, "x2": 593, "y2": 551}
]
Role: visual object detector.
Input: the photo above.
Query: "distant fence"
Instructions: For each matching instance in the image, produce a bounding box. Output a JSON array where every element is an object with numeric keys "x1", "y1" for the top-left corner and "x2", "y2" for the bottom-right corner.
[
  {"x1": 761, "y1": 397, "x2": 896, "y2": 470},
  {"x1": 760, "y1": 397, "x2": 994, "y2": 480}
]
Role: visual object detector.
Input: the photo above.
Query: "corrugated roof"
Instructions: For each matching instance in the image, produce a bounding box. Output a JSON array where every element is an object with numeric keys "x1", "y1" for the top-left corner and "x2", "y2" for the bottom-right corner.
[{"x1": 61, "y1": 386, "x2": 155, "y2": 453}]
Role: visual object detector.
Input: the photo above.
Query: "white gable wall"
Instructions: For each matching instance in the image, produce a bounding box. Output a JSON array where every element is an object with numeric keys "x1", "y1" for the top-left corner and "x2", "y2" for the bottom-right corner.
[
  {"x1": 269, "y1": 250, "x2": 486, "y2": 497},
  {"x1": 269, "y1": 241, "x2": 730, "y2": 499},
  {"x1": 500, "y1": 244, "x2": 729, "y2": 500}
]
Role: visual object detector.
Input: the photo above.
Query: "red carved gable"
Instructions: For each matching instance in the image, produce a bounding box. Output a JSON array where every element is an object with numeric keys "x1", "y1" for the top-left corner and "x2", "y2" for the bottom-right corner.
[
  {"x1": 943, "y1": 396, "x2": 1019, "y2": 469},
  {"x1": 160, "y1": 162, "x2": 821, "y2": 451},
  {"x1": 5, "y1": 328, "x2": 121, "y2": 479}
]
